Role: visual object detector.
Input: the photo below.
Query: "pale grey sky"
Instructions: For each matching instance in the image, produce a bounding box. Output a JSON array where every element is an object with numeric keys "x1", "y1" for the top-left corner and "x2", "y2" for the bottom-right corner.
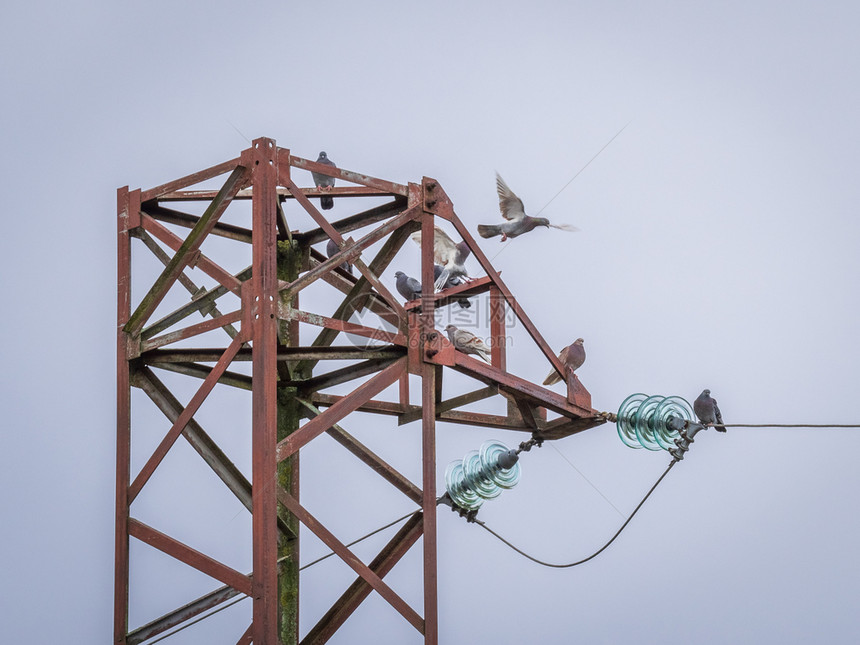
[{"x1": 2, "y1": 1, "x2": 859, "y2": 643}]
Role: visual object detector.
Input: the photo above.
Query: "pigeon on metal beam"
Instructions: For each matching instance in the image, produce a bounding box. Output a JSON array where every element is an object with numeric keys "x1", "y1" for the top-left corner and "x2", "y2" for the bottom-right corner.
[
  {"x1": 543, "y1": 338, "x2": 586, "y2": 385},
  {"x1": 478, "y1": 172, "x2": 578, "y2": 241},
  {"x1": 410, "y1": 226, "x2": 472, "y2": 290},
  {"x1": 694, "y1": 389, "x2": 726, "y2": 432},
  {"x1": 445, "y1": 325, "x2": 491, "y2": 363},
  {"x1": 325, "y1": 238, "x2": 352, "y2": 274},
  {"x1": 394, "y1": 271, "x2": 422, "y2": 302},
  {"x1": 434, "y1": 264, "x2": 471, "y2": 309},
  {"x1": 312, "y1": 151, "x2": 336, "y2": 210}
]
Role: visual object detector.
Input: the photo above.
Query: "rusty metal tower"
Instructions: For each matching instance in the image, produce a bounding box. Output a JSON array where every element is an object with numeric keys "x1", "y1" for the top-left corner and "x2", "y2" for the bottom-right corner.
[{"x1": 116, "y1": 137, "x2": 605, "y2": 644}]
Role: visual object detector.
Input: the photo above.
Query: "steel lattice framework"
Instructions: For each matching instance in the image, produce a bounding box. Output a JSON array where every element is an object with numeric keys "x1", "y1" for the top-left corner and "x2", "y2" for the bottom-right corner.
[{"x1": 116, "y1": 137, "x2": 605, "y2": 644}]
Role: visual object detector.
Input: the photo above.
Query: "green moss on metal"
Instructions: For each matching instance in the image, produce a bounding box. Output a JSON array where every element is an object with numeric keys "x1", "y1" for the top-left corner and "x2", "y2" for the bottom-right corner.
[{"x1": 276, "y1": 239, "x2": 303, "y2": 644}]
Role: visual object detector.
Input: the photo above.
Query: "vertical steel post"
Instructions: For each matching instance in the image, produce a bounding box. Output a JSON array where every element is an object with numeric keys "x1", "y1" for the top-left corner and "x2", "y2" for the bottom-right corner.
[
  {"x1": 277, "y1": 236, "x2": 303, "y2": 644},
  {"x1": 249, "y1": 138, "x2": 279, "y2": 645},
  {"x1": 115, "y1": 186, "x2": 133, "y2": 644},
  {"x1": 419, "y1": 198, "x2": 438, "y2": 644}
]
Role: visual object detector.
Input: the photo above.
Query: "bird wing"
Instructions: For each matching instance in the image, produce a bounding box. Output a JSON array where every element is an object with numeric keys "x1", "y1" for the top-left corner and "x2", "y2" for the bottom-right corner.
[
  {"x1": 713, "y1": 399, "x2": 724, "y2": 425},
  {"x1": 411, "y1": 226, "x2": 459, "y2": 266},
  {"x1": 557, "y1": 344, "x2": 570, "y2": 366},
  {"x1": 496, "y1": 173, "x2": 526, "y2": 222}
]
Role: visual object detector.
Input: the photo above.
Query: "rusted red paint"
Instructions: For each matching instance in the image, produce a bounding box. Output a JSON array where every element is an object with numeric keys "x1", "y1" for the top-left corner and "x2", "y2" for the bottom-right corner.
[
  {"x1": 248, "y1": 137, "x2": 280, "y2": 645},
  {"x1": 129, "y1": 519, "x2": 252, "y2": 595},
  {"x1": 117, "y1": 138, "x2": 604, "y2": 645},
  {"x1": 302, "y1": 512, "x2": 424, "y2": 644},
  {"x1": 277, "y1": 488, "x2": 424, "y2": 633},
  {"x1": 115, "y1": 187, "x2": 131, "y2": 645}
]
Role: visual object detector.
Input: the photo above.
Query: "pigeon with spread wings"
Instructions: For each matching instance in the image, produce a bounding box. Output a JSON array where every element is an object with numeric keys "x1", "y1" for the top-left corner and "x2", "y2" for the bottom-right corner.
[
  {"x1": 410, "y1": 225, "x2": 472, "y2": 290},
  {"x1": 478, "y1": 172, "x2": 578, "y2": 241}
]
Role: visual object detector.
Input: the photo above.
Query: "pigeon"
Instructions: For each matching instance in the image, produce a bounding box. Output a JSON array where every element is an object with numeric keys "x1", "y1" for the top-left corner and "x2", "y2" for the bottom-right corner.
[
  {"x1": 434, "y1": 264, "x2": 471, "y2": 309},
  {"x1": 312, "y1": 151, "x2": 336, "y2": 210},
  {"x1": 326, "y1": 238, "x2": 352, "y2": 275},
  {"x1": 394, "y1": 271, "x2": 422, "y2": 302},
  {"x1": 410, "y1": 226, "x2": 472, "y2": 290},
  {"x1": 445, "y1": 324, "x2": 491, "y2": 363},
  {"x1": 694, "y1": 389, "x2": 725, "y2": 432},
  {"x1": 478, "y1": 172, "x2": 579, "y2": 241},
  {"x1": 543, "y1": 338, "x2": 586, "y2": 385}
]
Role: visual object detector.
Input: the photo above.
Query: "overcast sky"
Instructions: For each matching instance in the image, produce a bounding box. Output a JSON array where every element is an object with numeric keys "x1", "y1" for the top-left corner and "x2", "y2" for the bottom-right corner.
[{"x1": 2, "y1": 1, "x2": 860, "y2": 643}]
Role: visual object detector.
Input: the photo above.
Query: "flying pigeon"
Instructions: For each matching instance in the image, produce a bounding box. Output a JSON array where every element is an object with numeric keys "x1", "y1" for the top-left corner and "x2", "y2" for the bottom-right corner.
[
  {"x1": 394, "y1": 271, "x2": 422, "y2": 302},
  {"x1": 312, "y1": 151, "x2": 336, "y2": 210},
  {"x1": 410, "y1": 226, "x2": 472, "y2": 290},
  {"x1": 434, "y1": 264, "x2": 471, "y2": 309},
  {"x1": 478, "y1": 172, "x2": 579, "y2": 241},
  {"x1": 445, "y1": 324, "x2": 491, "y2": 363},
  {"x1": 694, "y1": 389, "x2": 726, "y2": 432},
  {"x1": 326, "y1": 238, "x2": 352, "y2": 275},
  {"x1": 543, "y1": 338, "x2": 586, "y2": 385}
]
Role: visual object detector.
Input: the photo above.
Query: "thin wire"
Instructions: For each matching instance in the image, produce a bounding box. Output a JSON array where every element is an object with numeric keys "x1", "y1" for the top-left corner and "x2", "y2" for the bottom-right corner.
[
  {"x1": 293, "y1": 511, "x2": 416, "y2": 571},
  {"x1": 474, "y1": 459, "x2": 677, "y2": 568},
  {"x1": 547, "y1": 442, "x2": 625, "y2": 519},
  {"x1": 146, "y1": 596, "x2": 247, "y2": 644},
  {"x1": 227, "y1": 119, "x2": 251, "y2": 144},
  {"x1": 490, "y1": 121, "x2": 630, "y2": 263},
  {"x1": 719, "y1": 423, "x2": 860, "y2": 428},
  {"x1": 534, "y1": 121, "x2": 630, "y2": 217},
  {"x1": 143, "y1": 511, "x2": 415, "y2": 644}
]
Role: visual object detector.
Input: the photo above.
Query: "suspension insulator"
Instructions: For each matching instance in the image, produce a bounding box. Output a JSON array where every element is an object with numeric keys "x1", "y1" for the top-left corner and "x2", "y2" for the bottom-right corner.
[
  {"x1": 444, "y1": 440, "x2": 521, "y2": 511},
  {"x1": 616, "y1": 393, "x2": 694, "y2": 452}
]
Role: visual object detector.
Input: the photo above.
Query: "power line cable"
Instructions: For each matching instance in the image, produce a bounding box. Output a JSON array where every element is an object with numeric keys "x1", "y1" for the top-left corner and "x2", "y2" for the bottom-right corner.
[
  {"x1": 719, "y1": 423, "x2": 860, "y2": 428},
  {"x1": 473, "y1": 459, "x2": 677, "y2": 568}
]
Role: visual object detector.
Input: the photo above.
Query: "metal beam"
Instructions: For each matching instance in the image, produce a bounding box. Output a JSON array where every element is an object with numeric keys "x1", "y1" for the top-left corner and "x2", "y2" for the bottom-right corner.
[
  {"x1": 132, "y1": 367, "x2": 296, "y2": 540},
  {"x1": 301, "y1": 512, "x2": 423, "y2": 644},
  {"x1": 296, "y1": 399, "x2": 423, "y2": 505},
  {"x1": 128, "y1": 326, "x2": 247, "y2": 503},
  {"x1": 126, "y1": 166, "x2": 247, "y2": 336},
  {"x1": 129, "y1": 519, "x2": 252, "y2": 596},
  {"x1": 276, "y1": 360, "x2": 406, "y2": 462},
  {"x1": 276, "y1": 488, "x2": 424, "y2": 634}
]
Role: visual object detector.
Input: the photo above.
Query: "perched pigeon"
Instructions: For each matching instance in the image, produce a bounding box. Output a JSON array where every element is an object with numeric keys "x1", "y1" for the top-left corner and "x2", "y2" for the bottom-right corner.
[
  {"x1": 325, "y1": 238, "x2": 352, "y2": 275},
  {"x1": 410, "y1": 226, "x2": 472, "y2": 290},
  {"x1": 312, "y1": 151, "x2": 336, "y2": 210},
  {"x1": 694, "y1": 389, "x2": 726, "y2": 432},
  {"x1": 543, "y1": 338, "x2": 586, "y2": 385},
  {"x1": 394, "y1": 271, "x2": 422, "y2": 302},
  {"x1": 435, "y1": 264, "x2": 471, "y2": 309},
  {"x1": 445, "y1": 324, "x2": 491, "y2": 363},
  {"x1": 478, "y1": 172, "x2": 579, "y2": 241}
]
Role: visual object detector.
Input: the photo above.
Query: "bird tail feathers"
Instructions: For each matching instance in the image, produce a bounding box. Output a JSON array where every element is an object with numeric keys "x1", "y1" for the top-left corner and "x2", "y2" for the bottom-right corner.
[
  {"x1": 543, "y1": 370, "x2": 562, "y2": 386},
  {"x1": 321, "y1": 196, "x2": 334, "y2": 210},
  {"x1": 477, "y1": 224, "x2": 501, "y2": 238}
]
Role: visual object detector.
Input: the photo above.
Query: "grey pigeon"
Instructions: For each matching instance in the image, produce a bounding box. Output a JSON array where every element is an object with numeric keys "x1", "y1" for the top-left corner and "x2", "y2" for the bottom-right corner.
[
  {"x1": 312, "y1": 151, "x2": 336, "y2": 210},
  {"x1": 694, "y1": 389, "x2": 725, "y2": 432},
  {"x1": 394, "y1": 271, "x2": 422, "y2": 302},
  {"x1": 445, "y1": 324, "x2": 491, "y2": 363},
  {"x1": 543, "y1": 338, "x2": 586, "y2": 385},
  {"x1": 478, "y1": 172, "x2": 578, "y2": 241},
  {"x1": 411, "y1": 226, "x2": 472, "y2": 290},
  {"x1": 434, "y1": 264, "x2": 471, "y2": 309},
  {"x1": 326, "y1": 238, "x2": 352, "y2": 275}
]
